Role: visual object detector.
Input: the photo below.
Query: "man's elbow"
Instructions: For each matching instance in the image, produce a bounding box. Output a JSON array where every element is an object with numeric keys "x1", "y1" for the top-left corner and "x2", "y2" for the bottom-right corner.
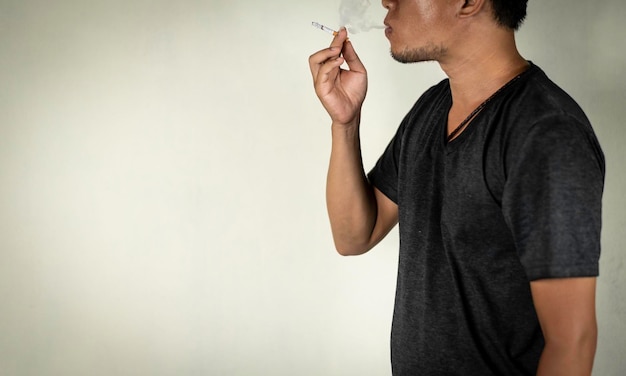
[{"x1": 332, "y1": 239, "x2": 371, "y2": 256}]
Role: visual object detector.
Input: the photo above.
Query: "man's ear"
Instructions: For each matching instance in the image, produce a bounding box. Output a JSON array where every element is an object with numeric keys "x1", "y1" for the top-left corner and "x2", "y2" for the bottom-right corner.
[{"x1": 458, "y1": 0, "x2": 487, "y2": 18}]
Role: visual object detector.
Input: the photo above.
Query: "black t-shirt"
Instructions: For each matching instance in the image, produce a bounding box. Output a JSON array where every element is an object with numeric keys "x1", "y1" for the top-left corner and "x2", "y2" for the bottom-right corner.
[{"x1": 368, "y1": 63, "x2": 605, "y2": 376}]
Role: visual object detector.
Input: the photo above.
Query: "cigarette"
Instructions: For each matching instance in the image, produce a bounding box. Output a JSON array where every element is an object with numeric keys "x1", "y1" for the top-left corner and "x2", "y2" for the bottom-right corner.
[{"x1": 312, "y1": 22, "x2": 339, "y2": 36}]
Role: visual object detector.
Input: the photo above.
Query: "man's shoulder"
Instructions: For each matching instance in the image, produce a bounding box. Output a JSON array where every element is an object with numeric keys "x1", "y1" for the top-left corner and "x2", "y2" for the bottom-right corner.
[
  {"x1": 494, "y1": 63, "x2": 594, "y2": 144},
  {"x1": 491, "y1": 64, "x2": 604, "y2": 177},
  {"x1": 511, "y1": 63, "x2": 589, "y2": 123}
]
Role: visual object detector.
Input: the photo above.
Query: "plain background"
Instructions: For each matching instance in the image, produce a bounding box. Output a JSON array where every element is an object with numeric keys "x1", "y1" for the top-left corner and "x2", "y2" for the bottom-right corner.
[{"x1": 0, "y1": 0, "x2": 624, "y2": 375}]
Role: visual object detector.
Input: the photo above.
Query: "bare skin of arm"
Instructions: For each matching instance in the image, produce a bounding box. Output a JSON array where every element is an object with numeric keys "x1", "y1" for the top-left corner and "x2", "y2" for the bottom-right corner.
[
  {"x1": 309, "y1": 28, "x2": 398, "y2": 255},
  {"x1": 531, "y1": 277, "x2": 597, "y2": 376}
]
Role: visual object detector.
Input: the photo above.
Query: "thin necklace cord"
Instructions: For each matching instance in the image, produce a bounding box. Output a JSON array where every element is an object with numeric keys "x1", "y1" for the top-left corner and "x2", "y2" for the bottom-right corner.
[{"x1": 447, "y1": 71, "x2": 527, "y2": 142}]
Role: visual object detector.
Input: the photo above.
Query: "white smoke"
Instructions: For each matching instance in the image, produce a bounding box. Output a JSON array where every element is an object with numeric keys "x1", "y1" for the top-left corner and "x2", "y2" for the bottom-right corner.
[{"x1": 339, "y1": 0, "x2": 385, "y2": 34}]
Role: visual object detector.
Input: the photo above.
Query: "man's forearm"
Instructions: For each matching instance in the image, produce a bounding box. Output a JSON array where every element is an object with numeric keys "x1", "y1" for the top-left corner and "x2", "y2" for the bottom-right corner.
[{"x1": 326, "y1": 121, "x2": 377, "y2": 255}]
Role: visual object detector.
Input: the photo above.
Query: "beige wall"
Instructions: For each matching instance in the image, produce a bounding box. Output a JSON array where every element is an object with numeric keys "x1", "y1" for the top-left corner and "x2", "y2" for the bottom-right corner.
[{"x1": 0, "y1": 0, "x2": 623, "y2": 374}]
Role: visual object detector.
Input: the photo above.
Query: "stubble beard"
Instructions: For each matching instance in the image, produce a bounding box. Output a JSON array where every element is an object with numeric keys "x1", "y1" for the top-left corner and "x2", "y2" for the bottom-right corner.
[{"x1": 390, "y1": 43, "x2": 448, "y2": 64}]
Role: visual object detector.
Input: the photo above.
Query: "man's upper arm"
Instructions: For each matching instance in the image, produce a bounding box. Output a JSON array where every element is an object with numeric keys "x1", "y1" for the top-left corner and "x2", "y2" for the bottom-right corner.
[
  {"x1": 502, "y1": 117, "x2": 604, "y2": 280},
  {"x1": 367, "y1": 187, "x2": 398, "y2": 250},
  {"x1": 531, "y1": 277, "x2": 597, "y2": 341},
  {"x1": 530, "y1": 277, "x2": 597, "y2": 375}
]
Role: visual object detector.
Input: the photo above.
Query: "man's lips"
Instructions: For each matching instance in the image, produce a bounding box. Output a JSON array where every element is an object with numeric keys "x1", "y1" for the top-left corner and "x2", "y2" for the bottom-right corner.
[{"x1": 384, "y1": 23, "x2": 392, "y2": 36}]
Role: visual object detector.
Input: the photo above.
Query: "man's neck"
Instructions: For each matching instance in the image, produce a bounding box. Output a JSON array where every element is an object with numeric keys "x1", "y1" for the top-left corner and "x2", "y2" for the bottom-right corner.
[{"x1": 439, "y1": 29, "x2": 528, "y2": 111}]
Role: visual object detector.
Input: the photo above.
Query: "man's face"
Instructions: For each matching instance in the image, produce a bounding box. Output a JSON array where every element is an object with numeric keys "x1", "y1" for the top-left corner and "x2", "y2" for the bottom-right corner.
[{"x1": 383, "y1": 0, "x2": 459, "y2": 63}]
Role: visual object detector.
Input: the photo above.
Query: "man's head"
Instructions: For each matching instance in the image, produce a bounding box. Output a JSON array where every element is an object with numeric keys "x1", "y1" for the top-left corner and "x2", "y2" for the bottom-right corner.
[{"x1": 383, "y1": 0, "x2": 528, "y2": 64}]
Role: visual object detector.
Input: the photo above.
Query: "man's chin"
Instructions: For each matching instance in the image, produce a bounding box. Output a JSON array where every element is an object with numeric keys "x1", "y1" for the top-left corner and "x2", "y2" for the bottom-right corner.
[
  {"x1": 390, "y1": 46, "x2": 444, "y2": 64},
  {"x1": 391, "y1": 50, "x2": 427, "y2": 64}
]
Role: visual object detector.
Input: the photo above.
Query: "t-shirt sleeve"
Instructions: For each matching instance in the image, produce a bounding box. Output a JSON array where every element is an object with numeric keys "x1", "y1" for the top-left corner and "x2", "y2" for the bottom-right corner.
[
  {"x1": 502, "y1": 115, "x2": 605, "y2": 281},
  {"x1": 368, "y1": 82, "x2": 447, "y2": 204},
  {"x1": 367, "y1": 121, "x2": 405, "y2": 205}
]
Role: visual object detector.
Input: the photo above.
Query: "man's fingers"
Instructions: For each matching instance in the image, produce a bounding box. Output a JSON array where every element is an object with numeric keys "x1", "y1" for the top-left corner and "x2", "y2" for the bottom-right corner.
[
  {"x1": 309, "y1": 27, "x2": 350, "y2": 79},
  {"x1": 329, "y1": 27, "x2": 348, "y2": 49},
  {"x1": 342, "y1": 41, "x2": 366, "y2": 74},
  {"x1": 309, "y1": 47, "x2": 341, "y2": 79},
  {"x1": 308, "y1": 28, "x2": 352, "y2": 95},
  {"x1": 315, "y1": 57, "x2": 345, "y2": 95},
  {"x1": 309, "y1": 47, "x2": 341, "y2": 67}
]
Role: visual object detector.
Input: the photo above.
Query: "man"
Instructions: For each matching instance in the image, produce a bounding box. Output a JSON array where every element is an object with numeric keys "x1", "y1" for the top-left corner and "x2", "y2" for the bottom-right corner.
[{"x1": 308, "y1": 0, "x2": 604, "y2": 375}]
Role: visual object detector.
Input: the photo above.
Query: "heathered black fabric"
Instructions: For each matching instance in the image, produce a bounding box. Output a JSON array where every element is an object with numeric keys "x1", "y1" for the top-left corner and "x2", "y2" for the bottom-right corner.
[{"x1": 367, "y1": 63, "x2": 605, "y2": 376}]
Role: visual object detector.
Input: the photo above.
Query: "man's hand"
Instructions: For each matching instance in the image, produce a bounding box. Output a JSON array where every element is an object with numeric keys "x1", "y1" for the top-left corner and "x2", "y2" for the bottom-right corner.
[{"x1": 308, "y1": 27, "x2": 367, "y2": 127}]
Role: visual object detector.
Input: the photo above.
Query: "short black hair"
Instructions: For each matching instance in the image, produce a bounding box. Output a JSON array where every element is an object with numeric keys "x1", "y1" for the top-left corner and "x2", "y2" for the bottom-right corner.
[{"x1": 489, "y1": 0, "x2": 527, "y2": 30}]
